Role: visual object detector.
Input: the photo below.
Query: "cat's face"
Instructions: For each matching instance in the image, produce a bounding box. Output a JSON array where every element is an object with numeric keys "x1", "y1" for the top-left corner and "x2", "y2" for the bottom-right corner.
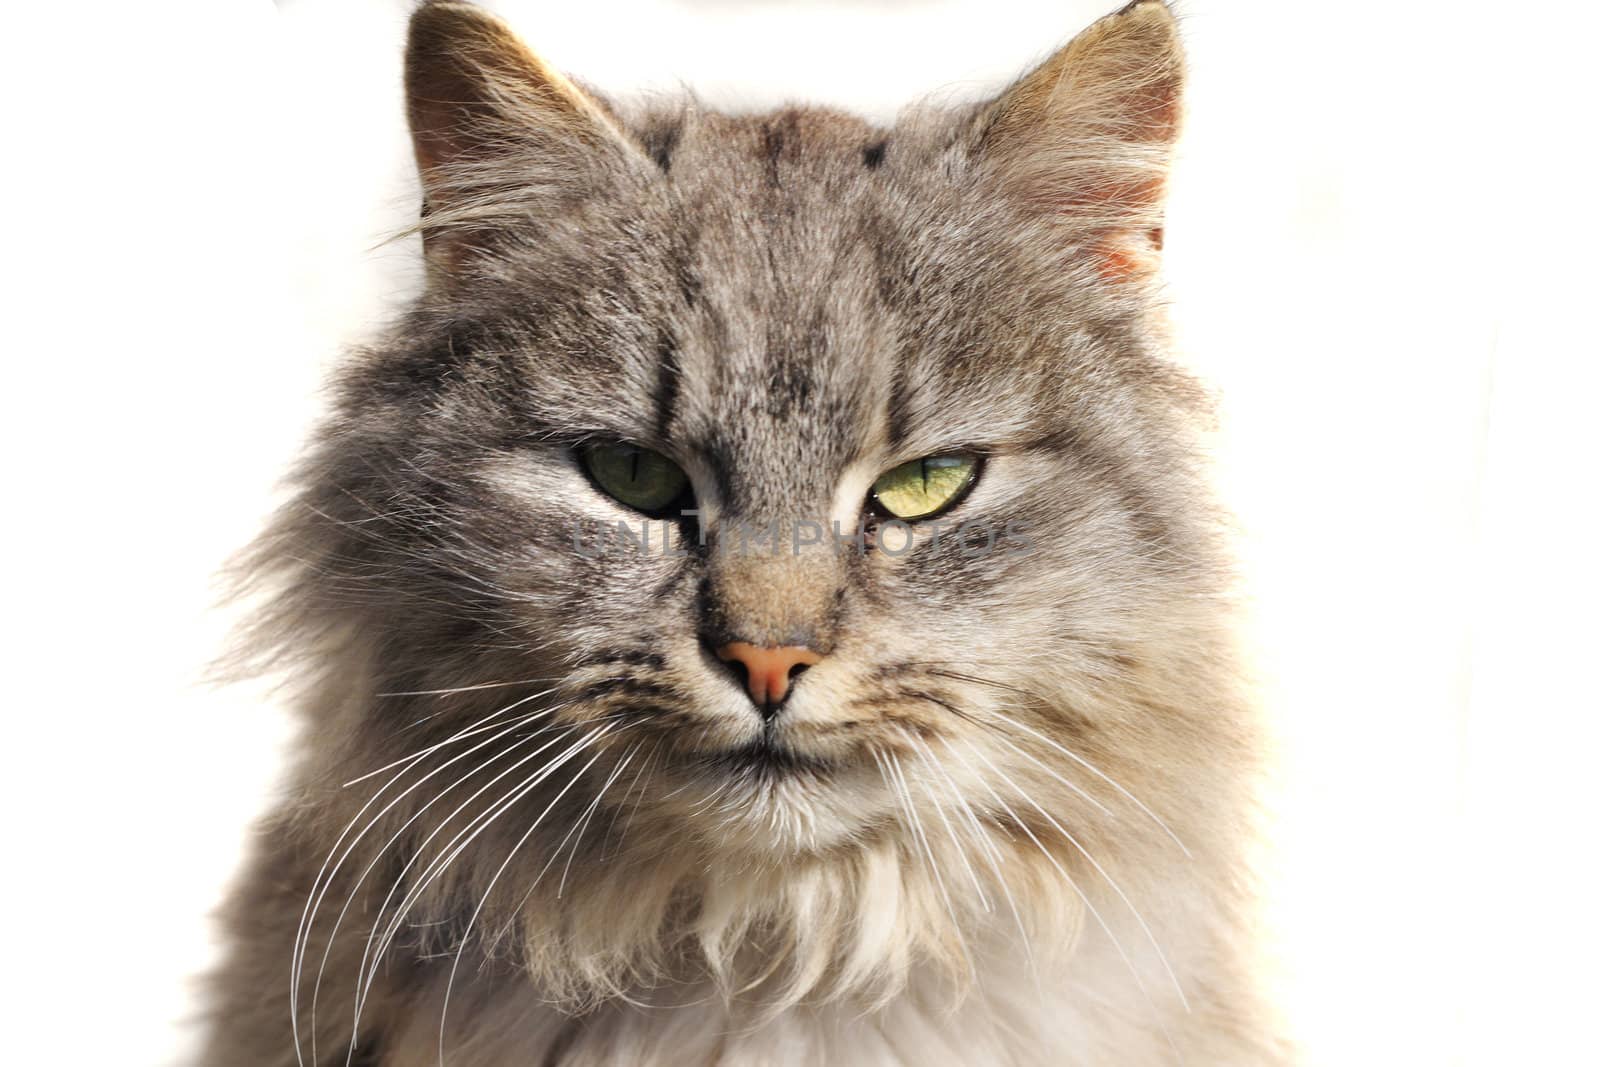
[
  {"x1": 388, "y1": 117, "x2": 1185, "y2": 856},
  {"x1": 280, "y1": 6, "x2": 1225, "y2": 981}
]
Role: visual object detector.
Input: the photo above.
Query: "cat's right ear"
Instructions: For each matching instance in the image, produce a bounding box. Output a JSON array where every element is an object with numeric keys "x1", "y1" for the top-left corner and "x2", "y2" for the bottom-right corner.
[
  {"x1": 404, "y1": 2, "x2": 644, "y2": 265},
  {"x1": 967, "y1": 0, "x2": 1185, "y2": 282}
]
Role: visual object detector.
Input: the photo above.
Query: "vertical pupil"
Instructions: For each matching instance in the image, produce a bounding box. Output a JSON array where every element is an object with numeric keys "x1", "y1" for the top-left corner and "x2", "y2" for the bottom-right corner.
[
  {"x1": 919, "y1": 457, "x2": 930, "y2": 494},
  {"x1": 629, "y1": 448, "x2": 641, "y2": 482}
]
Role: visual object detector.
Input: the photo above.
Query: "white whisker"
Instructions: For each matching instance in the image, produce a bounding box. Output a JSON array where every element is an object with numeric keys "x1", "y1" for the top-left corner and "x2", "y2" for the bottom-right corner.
[
  {"x1": 341, "y1": 687, "x2": 564, "y2": 788},
  {"x1": 987, "y1": 705, "x2": 1190, "y2": 858},
  {"x1": 955, "y1": 737, "x2": 1182, "y2": 1060},
  {"x1": 304, "y1": 711, "x2": 573, "y2": 1056},
  {"x1": 880, "y1": 745, "x2": 973, "y2": 976},
  {"x1": 294, "y1": 696, "x2": 563, "y2": 1065},
  {"x1": 907, "y1": 736, "x2": 991, "y2": 913},
  {"x1": 349, "y1": 721, "x2": 623, "y2": 1044},
  {"x1": 557, "y1": 743, "x2": 637, "y2": 898},
  {"x1": 376, "y1": 676, "x2": 563, "y2": 698},
  {"x1": 962, "y1": 739, "x2": 1190, "y2": 1017},
  {"x1": 917, "y1": 734, "x2": 1040, "y2": 984},
  {"x1": 436, "y1": 725, "x2": 623, "y2": 1066}
]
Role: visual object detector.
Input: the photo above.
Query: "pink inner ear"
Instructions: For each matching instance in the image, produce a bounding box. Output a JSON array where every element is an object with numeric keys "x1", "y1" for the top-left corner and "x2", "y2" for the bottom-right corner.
[
  {"x1": 1095, "y1": 239, "x2": 1144, "y2": 284},
  {"x1": 1052, "y1": 172, "x2": 1166, "y2": 285},
  {"x1": 1093, "y1": 227, "x2": 1165, "y2": 284},
  {"x1": 1031, "y1": 173, "x2": 1169, "y2": 214}
]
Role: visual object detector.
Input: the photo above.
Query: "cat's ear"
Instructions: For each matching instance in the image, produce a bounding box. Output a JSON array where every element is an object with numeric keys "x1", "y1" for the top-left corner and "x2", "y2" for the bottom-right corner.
[
  {"x1": 404, "y1": 2, "x2": 645, "y2": 260},
  {"x1": 973, "y1": 0, "x2": 1184, "y2": 281}
]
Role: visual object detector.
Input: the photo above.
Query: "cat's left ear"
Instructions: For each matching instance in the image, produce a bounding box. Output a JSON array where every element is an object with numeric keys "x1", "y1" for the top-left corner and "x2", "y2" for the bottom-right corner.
[
  {"x1": 404, "y1": 2, "x2": 647, "y2": 264},
  {"x1": 972, "y1": 0, "x2": 1184, "y2": 281}
]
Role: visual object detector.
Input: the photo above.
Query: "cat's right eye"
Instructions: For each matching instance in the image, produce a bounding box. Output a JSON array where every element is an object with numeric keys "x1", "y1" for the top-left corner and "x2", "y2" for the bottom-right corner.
[
  {"x1": 580, "y1": 443, "x2": 691, "y2": 516},
  {"x1": 869, "y1": 454, "x2": 980, "y2": 521}
]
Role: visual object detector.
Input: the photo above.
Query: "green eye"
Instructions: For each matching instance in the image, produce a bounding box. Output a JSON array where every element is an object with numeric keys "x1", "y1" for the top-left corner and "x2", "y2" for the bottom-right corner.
[
  {"x1": 870, "y1": 454, "x2": 979, "y2": 521},
  {"x1": 581, "y1": 443, "x2": 690, "y2": 515}
]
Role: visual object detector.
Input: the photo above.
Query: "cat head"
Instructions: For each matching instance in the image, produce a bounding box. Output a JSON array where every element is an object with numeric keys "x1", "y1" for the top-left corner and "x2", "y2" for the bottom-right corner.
[{"x1": 265, "y1": 0, "x2": 1249, "y2": 1013}]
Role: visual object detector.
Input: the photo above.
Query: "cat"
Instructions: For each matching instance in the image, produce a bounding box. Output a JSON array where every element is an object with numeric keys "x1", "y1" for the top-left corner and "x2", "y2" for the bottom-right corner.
[{"x1": 200, "y1": 1, "x2": 1287, "y2": 1063}]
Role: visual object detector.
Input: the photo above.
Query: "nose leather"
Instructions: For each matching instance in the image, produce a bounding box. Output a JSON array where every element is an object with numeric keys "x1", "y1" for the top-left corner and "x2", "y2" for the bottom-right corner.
[{"x1": 716, "y1": 641, "x2": 822, "y2": 711}]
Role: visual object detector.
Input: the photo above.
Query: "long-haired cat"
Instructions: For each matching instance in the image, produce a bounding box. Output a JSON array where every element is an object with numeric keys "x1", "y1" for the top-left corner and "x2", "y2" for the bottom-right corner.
[{"x1": 201, "y1": 2, "x2": 1286, "y2": 1063}]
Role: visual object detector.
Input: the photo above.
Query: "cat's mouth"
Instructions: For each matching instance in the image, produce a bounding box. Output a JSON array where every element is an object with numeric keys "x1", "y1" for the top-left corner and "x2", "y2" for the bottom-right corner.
[{"x1": 701, "y1": 731, "x2": 836, "y2": 779}]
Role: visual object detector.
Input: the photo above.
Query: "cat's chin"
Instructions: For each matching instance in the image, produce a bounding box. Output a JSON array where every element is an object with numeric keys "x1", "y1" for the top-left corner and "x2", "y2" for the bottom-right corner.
[{"x1": 653, "y1": 741, "x2": 892, "y2": 857}]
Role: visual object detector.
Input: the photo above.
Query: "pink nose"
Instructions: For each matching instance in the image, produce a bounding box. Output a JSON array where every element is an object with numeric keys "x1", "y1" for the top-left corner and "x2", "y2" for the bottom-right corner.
[{"x1": 716, "y1": 642, "x2": 822, "y2": 709}]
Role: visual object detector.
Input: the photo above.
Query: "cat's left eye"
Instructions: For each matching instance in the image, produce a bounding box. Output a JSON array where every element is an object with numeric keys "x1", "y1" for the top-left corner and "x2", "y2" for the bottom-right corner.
[
  {"x1": 869, "y1": 454, "x2": 980, "y2": 521},
  {"x1": 581, "y1": 443, "x2": 690, "y2": 516}
]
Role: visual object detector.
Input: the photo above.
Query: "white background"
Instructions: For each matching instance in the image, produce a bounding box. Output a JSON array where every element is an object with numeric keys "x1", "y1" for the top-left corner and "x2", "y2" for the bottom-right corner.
[{"x1": 4, "y1": 1, "x2": 1596, "y2": 1064}]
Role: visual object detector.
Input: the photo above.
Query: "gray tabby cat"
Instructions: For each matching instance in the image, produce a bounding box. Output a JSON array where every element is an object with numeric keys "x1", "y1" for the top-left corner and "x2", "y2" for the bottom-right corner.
[{"x1": 201, "y1": 1, "x2": 1287, "y2": 1063}]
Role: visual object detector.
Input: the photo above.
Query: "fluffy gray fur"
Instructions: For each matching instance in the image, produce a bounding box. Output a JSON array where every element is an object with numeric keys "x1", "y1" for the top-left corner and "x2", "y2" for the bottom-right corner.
[{"x1": 200, "y1": 2, "x2": 1288, "y2": 1064}]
